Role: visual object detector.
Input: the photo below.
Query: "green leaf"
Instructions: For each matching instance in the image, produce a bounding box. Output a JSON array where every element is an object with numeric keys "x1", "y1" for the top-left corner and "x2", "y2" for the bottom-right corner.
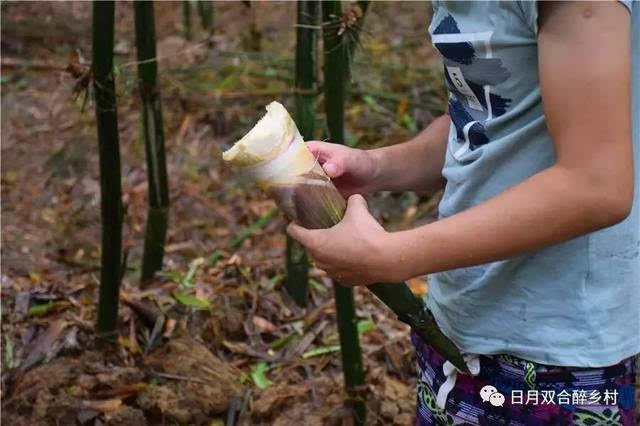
[
  {"x1": 302, "y1": 345, "x2": 340, "y2": 359},
  {"x1": 259, "y1": 274, "x2": 283, "y2": 291},
  {"x1": 357, "y1": 319, "x2": 375, "y2": 335},
  {"x1": 172, "y1": 291, "x2": 211, "y2": 310},
  {"x1": 362, "y1": 94, "x2": 377, "y2": 109},
  {"x1": 229, "y1": 207, "x2": 278, "y2": 248},
  {"x1": 4, "y1": 335, "x2": 17, "y2": 369},
  {"x1": 269, "y1": 333, "x2": 295, "y2": 350},
  {"x1": 206, "y1": 250, "x2": 222, "y2": 266},
  {"x1": 345, "y1": 135, "x2": 360, "y2": 147},
  {"x1": 182, "y1": 257, "x2": 204, "y2": 288},
  {"x1": 402, "y1": 113, "x2": 418, "y2": 133},
  {"x1": 29, "y1": 301, "x2": 71, "y2": 316},
  {"x1": 250, "y1": 361, "x2": 271, "y2": 389},
  {"x1": 309, "y1": 278, "x2": 327, "y2": 294},
  {"x1": 238, "y1": 372, "x2": 251, "y2": 385},
  {"x1": 159, "y1": 271, "x2": 183, "y2": 282}
]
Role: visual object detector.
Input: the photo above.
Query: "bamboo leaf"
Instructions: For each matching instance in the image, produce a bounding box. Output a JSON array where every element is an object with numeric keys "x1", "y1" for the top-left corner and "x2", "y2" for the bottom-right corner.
[
  {"x1": 29, "y1": 301, "x2": 71, "y2": 316},
  {"x1": 229, "y1": 207, "x2": 278, "y2": 248},
  {"x1": 206, "y1": 250, "x2": 222, "y2": 266},
  {"x1": 4, "y1": 335, "x2": 17, "y2": 369},
  {"x1": 172, "y1": 291, "x2": 210, "y2": 310},
  {"x1": 302, "y1": 345, "x2": 341, "y2": 359},
  {"x1": 309, "y1": 278, "x2": 327, "y2": 294}
]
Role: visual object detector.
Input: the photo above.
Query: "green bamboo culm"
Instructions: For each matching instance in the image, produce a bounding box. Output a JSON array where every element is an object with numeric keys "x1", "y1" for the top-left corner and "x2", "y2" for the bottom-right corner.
[
  {"x1": 134, "y1": 1, "x2": 170, "y2": 284},
  {"x1": 182, "y1": 1, "x2": 192, "y2": 41},
  {"x1": 93, "y1": 0, "x2": 123, "y2": 335},
  {"x1": 322, "y1": 1, "x2": 366, "y2": 423},
  {"x1": 196, "y1": 0, "x2": 213, "y2": 33},
  {"x1": 286, "y1": 0, "x2": 319, "y2": 308}
]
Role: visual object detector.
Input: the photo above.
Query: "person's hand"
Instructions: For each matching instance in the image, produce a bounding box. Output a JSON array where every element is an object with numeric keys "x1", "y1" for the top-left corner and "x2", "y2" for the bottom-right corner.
[
  {"x1": 306, "y1": 141, "x2": 380, "y2": 198},
  {"x1": 286, "y1": 194, "x2": 397, "y2": 286}
]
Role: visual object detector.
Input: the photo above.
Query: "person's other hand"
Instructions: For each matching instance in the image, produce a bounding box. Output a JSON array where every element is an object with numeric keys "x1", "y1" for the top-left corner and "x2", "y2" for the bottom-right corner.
[
  {"x1": 286, "y1": 194, "x2": 395, "y2": 286},
  {"x1": 306, "y1": 141, "x2": 380, "y2": 198}
]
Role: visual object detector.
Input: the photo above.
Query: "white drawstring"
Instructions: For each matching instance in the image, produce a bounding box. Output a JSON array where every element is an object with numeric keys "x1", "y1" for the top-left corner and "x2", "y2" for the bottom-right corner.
[{"x1": 435, "y1": 354, "x2": 481, "y2": 409}]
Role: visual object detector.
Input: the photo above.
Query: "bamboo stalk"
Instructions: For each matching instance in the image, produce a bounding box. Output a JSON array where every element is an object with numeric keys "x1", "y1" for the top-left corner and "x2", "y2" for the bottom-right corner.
[
  {"x1": 134, "y1": 1, "x2": 170, "y2": 284},
  {"x1": 93, "y1": 0, "x2": 123, "y2": 335},
  {"x1": 182, "y1": 1, "x2": 192, "y2": 41},
  {"x1": 321, "y1": 2, "x2": 367, "y2": 423},
  {"x1": 197, "y1": 0, "x2": 213, "y2": 33},
  {"x1": 321, "y1": 6, "x2": 364, "y2": 424},
  {"x1": 286, "y1": 0, "x2": 319, "y2": 307},
  {"x1": 322, "y1": 1, "x2": 347, "y2": 147}
]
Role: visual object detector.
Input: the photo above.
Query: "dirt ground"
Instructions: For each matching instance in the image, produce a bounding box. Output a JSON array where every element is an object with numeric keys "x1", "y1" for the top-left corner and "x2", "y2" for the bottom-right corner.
[{"x1": 1, "y1": 2, "x2": 445, "y2": 425}]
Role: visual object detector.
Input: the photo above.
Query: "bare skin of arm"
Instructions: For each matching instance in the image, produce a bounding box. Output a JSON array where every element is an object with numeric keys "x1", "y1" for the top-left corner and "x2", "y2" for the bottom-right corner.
[
  {"x1": 368, "y1": 113, "x2": 450, "y2": 193},
  {"x1": 288, "y1": 1, "x2": 633, "y2": 286},
  {"x1": 305, "y1": 113, "x2": 450, "y2": 197}
]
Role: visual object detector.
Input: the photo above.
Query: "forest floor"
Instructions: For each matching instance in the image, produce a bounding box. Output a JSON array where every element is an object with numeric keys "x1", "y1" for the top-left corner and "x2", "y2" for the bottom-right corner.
[{"x1": 1, "y1": 2, "x2": 448, "y2": 425}]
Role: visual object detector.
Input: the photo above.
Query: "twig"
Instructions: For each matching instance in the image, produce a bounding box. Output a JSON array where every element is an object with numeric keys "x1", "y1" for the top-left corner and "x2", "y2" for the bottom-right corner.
[
  {"x1": 1, "y1": 57, "x2": 67, "y2": 71},
  {"x1": 146, "y1": 370, "x2": 211, "y2": 385},
  {"x1": 288, "y1": 319, "x2": 329, "y2": 359}
]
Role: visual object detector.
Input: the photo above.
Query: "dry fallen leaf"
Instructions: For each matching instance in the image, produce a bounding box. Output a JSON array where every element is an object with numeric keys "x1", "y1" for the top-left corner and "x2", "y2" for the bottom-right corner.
[
  {"x1": 252, "y1": 315, "x2": 277, "y2": 334},
  {"x1": 83, "y1": 398, "x2": 123, "y2": 412}
]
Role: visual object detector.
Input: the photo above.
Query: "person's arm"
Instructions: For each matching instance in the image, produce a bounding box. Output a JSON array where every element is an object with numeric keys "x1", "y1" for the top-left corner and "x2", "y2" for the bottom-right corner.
[
  {"x1": 386, "y1": 1, "x2": 632, "y2": 282},
  {"x1": 369, "y1": 113, "x2": 450, "y2": 193},
  {"x1": 287, "y1": 1, "x2": 633, "y2": 286},
  {"x1": 304, "y1": 114, "x2": 450, "y2": 198}
]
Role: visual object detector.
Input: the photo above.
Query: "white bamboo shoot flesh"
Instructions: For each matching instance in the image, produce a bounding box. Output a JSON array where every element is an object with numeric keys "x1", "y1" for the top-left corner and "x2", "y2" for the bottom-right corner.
[{"x1": 223, "y1": 101, "x2": 345, "y2": 229}]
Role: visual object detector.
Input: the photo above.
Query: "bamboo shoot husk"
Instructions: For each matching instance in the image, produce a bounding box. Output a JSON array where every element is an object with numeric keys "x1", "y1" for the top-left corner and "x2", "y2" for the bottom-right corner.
[{"x1": 222, "y1": 102, "x2": 469, "y2": 373}]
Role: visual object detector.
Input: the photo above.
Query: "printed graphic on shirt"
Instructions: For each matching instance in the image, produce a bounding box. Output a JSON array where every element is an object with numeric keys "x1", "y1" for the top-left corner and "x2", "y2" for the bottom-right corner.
[{"x1": 432, "y1": 14, "x2": 512, "y2": 158}]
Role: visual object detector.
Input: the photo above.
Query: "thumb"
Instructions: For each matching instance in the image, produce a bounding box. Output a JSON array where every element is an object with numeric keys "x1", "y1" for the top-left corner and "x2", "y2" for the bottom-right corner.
[
  {"x1": 344, "y1": 194, "x2": 369, "y2": 219},
  {"x1": 286, "y1": 222, "x2": 319, "y2": 247}
]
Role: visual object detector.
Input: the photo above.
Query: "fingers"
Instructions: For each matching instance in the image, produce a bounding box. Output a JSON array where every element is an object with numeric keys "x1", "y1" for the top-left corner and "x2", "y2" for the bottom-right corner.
[
  {"x1": 343, "y1": 194, "x2": 385, "y2": 230},
  {"x1": 305, "y1": 141, "x2": 345, "y2": 178},
  {"x1": 305, "y1": 141, "x2": 331, "y2": 162}
]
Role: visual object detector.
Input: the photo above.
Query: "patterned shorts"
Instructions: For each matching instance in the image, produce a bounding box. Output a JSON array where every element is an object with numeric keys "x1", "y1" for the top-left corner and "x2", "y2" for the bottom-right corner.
[{"x1": 412, "y1": 332, "x2": 638, "y2": 426}]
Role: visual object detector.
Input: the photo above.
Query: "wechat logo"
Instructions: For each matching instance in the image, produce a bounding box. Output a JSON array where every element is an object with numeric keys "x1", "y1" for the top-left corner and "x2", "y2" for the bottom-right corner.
[{"x1": 480, "y1": 385, "x2": 505, "y2": 407}]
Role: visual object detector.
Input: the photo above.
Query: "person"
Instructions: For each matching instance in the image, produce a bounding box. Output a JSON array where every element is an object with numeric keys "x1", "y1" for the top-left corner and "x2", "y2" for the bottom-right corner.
[{"x1": 287, "y1": 1, "x2": 639, "y2": 425}]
